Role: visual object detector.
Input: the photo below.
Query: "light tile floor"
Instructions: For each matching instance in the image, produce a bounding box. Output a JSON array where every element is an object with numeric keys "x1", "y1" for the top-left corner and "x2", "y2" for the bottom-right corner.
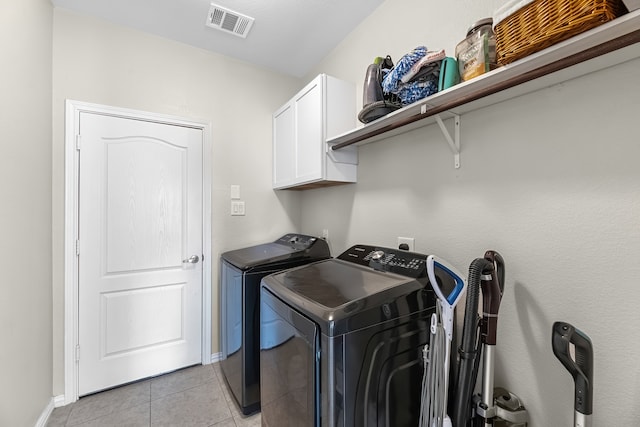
[{"x1": 46, "y1": 363, "x2": 261, "y2": 427}]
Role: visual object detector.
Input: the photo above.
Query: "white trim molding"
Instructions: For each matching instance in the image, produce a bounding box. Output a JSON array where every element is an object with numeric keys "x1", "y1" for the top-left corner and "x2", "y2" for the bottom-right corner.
[
  {"x1": 35, "y1": 398, "x2": 55, "y2": 427},
  {"x1": 54, "y1": 395, "x2": 66, "y2": 408},
  {"x1": 63, "y1": 100, "x2": 213, "y2": 403}
]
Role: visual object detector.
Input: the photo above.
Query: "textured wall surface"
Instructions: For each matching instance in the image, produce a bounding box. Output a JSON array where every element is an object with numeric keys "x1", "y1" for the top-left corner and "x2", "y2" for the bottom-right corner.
[
  {"x1": 301, "y1": 0, "x2": 640, "y2": 425},
  {"x1": 0, "y1": 0, "x2": 53, "y2": 425}
]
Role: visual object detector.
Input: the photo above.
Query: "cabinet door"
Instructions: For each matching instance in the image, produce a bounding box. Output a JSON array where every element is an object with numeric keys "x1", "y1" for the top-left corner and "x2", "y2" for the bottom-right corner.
[
  {"x1": 273, "y1": 103, "x2": 295, "y2": 188},
  {"x1": 294, "y1": 78, "x2": 324, "y2": 183}
]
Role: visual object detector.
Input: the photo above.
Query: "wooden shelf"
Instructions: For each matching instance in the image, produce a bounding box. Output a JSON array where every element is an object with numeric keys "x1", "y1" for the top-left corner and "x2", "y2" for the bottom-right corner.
[{"x1": 329, "y1": 10, "x2": 640, "y2": 151}]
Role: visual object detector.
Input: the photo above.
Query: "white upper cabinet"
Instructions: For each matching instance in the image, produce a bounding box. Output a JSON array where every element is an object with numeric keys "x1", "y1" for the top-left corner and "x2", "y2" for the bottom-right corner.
[{"x1": 273, "y1": 74, "x2": 357, "y2": 190}]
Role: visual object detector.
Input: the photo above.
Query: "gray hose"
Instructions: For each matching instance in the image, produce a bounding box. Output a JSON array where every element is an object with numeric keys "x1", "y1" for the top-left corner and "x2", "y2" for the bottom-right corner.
[
  {"x1": 452, "y1": 258, "x2": 493, "y2": 427},
  {"x1": 420, "y1": 305, "x2": 447, "y2": 427}
]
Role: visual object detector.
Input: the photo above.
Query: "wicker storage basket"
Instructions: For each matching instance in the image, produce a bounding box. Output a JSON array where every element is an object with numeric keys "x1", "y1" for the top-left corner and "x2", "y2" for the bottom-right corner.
[{"x1": 495, "y1": 0, "x2": 626, "y2": 66}]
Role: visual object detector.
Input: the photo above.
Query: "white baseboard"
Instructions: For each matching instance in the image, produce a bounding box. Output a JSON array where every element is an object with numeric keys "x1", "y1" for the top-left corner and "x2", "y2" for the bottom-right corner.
[
  {"x1": 210, "y1": 352, "x2": 222, "y2": 364},
  {"x1": 54, "y1": 395, "x2": 67, "y2": 407},
  {"x1": 35, "y1": 397, "x2": 55, "y2": 427}
]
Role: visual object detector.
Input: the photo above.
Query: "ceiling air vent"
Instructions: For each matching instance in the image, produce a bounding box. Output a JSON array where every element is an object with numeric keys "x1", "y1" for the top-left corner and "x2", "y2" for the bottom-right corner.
[{"x1": 206, "y1": 3, "x2": 255, "y2": 38}]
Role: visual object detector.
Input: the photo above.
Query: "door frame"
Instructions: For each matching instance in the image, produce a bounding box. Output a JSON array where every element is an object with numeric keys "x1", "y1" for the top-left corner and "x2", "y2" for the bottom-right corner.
[{"x1": 63, "y1": 99, "x2": 213, "y2": 404}]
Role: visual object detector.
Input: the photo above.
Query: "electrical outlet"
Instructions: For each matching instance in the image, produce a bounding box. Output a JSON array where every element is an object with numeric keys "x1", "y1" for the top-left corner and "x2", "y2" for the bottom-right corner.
[
  {"x1": 397, "y1": 237, "x2": 415, "y2": 251},
  {"x1": 231, "y1": 200, "x2": 245, "y2": 216}
]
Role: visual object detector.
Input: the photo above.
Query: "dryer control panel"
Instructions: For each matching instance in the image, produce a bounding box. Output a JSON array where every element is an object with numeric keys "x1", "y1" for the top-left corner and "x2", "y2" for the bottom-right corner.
[
  {"x1": 276, "y1": 233, "x2": 321, "y2": 250},
  {"x1": 337, "y1": 244, "x2": 427, "y2": 278}
]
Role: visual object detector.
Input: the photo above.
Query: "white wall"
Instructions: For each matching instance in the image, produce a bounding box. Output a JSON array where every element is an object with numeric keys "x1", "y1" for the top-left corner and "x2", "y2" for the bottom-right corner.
[
  {"x1": 51, "y1": 8, "x2": 302, "y2": 396},
  {"x1": 0, "y1": 0, "x2": 53, "y2": 425},
  {"x1": 301, "y1": 0, "x2": 640, "y2": 425}
]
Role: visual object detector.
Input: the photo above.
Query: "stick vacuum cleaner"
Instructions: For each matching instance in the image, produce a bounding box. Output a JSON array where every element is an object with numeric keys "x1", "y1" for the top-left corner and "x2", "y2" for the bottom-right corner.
[
  {"x1": 475, "y1": 251, "x2": 505, "y2": 427},
  {"x1": 552, "y1": 322, "x2": 594, "y2": 427},
  {"x1": 451, "y1": 251, "x2": 528, "y2": 427},
  {"x1": 451, "y1": 251, "x2": 502, "y2": 427}
]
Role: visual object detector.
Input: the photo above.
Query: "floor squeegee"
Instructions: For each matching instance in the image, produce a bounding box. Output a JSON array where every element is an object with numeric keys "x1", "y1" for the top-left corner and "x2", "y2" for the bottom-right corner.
[
  {"x1": 419, "y1": 255, "x2": 466, "y2": 427},
  {"x1": 552, "y1": 321, "x2": 594, "y2": 427}
]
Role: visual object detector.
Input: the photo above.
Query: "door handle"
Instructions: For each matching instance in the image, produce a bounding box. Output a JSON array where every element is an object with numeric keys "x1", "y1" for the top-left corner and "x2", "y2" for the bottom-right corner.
[{"x1": 182, "y1": 255, "x2": 200, "y2": 264}]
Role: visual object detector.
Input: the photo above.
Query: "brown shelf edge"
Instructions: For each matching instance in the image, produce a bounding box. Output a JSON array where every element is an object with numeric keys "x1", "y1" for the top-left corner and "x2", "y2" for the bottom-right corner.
[{"x1": 331, "y1": 28, "x2": 640, "y2": 151}]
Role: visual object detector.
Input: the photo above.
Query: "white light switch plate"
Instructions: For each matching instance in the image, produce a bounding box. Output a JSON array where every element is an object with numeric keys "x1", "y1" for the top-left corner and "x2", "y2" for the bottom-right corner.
[
  {"x1": 230, "y1": 185, "x2": 240, "y2": 199},
  {"x1": 231, "y1": 200, "x2": 245, "y2": 216}
]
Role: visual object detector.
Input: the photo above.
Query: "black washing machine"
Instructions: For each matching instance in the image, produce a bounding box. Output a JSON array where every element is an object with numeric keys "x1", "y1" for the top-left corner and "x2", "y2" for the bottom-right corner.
[
  {"x1": 260, "y1": 244, "x2": 458, "y2": 427},
  {"x1": 220, "y1": 233, "x2": 330, "y2": 415}
]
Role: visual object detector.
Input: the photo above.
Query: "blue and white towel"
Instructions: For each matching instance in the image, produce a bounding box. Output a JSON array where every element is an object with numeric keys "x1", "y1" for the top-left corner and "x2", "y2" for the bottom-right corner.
[{"x1": 382, "y1": 46, "x2": 441, "y2": 105}]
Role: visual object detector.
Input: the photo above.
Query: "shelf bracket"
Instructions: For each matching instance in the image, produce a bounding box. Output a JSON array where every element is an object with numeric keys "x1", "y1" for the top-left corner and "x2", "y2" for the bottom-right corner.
[{"x1": 435, "y1": 113, "x2": 460, "y2": 169}]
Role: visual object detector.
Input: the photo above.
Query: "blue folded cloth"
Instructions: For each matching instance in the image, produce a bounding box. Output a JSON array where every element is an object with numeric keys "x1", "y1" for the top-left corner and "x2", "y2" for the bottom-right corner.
[
  {"x1": 382, "y1": 46, "x2": 440, "y2": 105},
  {"x1": 395, "y1": 79, "x2": 439, "y2": 105}
]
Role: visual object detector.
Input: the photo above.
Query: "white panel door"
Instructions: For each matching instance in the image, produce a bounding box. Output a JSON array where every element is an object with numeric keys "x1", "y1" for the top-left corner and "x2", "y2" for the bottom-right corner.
[{"x1": 78, "y1": 112, "x2": 203, "y2": 396}]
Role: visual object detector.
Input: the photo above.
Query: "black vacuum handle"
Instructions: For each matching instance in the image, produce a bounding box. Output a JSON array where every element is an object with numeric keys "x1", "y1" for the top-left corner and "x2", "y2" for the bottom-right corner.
[
  {"x1": 552, "y1": 321, "x2": 594, "y2": 416},
  {"x1": 484, "y1": 250, "x2": 505, "y2": 294},
  {"x1": 480, "y1": 250, "x2": 504, "y2": 345}
]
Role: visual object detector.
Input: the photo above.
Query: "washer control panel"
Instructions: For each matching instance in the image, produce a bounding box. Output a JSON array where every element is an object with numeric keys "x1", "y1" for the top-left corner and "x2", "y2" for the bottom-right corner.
[{"x1": 337, "y1": 244, "x2": 427, "y2": 278}]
